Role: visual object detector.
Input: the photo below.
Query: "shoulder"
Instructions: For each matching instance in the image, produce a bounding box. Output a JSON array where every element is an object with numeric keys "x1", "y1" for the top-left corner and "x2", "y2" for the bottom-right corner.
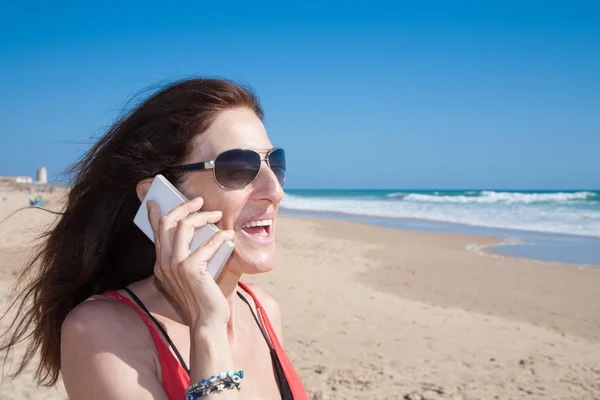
[
  {"x1": 61, "y1": 295, "x2": 163, "y2": 399},
  {"x1": 62, "y1": 294, "x2": 147, "y2": 344},
  {"x1": 242, "y1": 283, "x2": 283, "y2": 338},
  {"x1": 61, "y1": 293, "x2": 159, "y2": 360},
  {"x1": 61, "y1": 295, "x2": 154, "y2": 366}
]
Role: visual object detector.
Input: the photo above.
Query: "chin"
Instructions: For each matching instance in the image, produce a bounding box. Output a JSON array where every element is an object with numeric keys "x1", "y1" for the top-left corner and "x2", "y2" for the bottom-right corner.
[{"x1": 229, "y1": 249, "x2": 276, "y2": 275}]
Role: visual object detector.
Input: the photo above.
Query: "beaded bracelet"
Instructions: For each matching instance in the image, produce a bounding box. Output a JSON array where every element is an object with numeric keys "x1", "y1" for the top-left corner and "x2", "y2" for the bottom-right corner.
[{"x1": 185, "y1": 370, "x2": 244, "y2": 399}]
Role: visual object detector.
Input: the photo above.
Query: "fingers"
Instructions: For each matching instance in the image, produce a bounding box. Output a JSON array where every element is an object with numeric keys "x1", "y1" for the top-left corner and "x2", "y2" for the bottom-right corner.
[
  {"x1": 145, "y1": 196, "x2": 234, "y2": 327},
  {"x1": 171, "y1": 210, "x2": 224, "y2": 264},
  {"x1": 187, "y1": 229, "x2": 235, "y2": 266},
  {"x1": 147, "y1": 197, "x2": 203, "y2": 263},
  {"x1": 147, "y1": 196, "x2": 230, "y2": 281},
  {"x1": 159, "y1": 197, "x2": 204, "y2": 263},
  {"x1": 148, "y1": 196, "x2": 204, "y2": 232},
  {"x1": 167, "y1": 196, "x2": 205, "y2": 220}
]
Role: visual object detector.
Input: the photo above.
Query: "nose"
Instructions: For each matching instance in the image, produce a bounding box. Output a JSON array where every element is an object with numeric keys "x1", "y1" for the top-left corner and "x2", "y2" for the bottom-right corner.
[{"x1": 251, "y1": 161, "x2": 285, "y2": 204}]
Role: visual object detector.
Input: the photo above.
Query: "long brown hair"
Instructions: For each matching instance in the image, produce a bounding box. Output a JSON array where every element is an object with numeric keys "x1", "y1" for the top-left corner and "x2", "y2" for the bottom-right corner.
[{"x1": 0, "y1": 77, "x2": 263, "y2": 386}]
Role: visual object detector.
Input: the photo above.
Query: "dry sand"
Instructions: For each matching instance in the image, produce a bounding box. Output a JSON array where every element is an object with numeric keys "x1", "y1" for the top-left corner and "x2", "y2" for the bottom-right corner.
[{"x1": 1, "y1": 188, "x2": 599, "y2": 399}]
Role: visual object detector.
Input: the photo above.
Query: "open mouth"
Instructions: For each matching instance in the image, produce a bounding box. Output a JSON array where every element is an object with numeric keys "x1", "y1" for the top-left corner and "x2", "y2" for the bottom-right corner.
[{"x1": 241, "y1": 219, "x2": 273, "y2": 237}]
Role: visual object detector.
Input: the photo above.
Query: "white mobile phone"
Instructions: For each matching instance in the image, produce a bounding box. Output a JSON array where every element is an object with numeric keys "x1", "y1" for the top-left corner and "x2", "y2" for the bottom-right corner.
[{"x1": 133, "y1": 174, "x2": 234, "y2": 280}]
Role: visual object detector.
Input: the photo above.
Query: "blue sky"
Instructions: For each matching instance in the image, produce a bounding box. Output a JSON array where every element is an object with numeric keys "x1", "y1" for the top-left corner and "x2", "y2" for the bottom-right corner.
[{"x1": 1, "y1": 1, "x2": 599, "y2": 190}]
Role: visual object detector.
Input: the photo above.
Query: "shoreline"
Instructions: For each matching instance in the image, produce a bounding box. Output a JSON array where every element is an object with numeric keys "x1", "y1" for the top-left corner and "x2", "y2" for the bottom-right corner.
[
  {"x1": 274, "y1": 215, "x2": 600, "y2": 342},
  {"x1": 467, "y1": 237, "x2": 596, "y2": 270},
  {"x1": 280, "y1": 208, "x2": 600, "y2": 266}
]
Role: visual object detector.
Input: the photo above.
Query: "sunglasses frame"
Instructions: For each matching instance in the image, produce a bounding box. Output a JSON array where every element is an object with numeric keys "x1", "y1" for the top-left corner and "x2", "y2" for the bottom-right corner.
[{"x1": 168, "y1": 147, "x2": 286, "y2": 190}]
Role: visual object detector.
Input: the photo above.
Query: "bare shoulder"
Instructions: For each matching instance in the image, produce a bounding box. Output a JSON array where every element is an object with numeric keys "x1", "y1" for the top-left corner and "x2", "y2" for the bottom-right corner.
[
  {"x1": 62, "y1": 294, "x2": 147, "y2": 344},
  {"x1": 61, "y1": 295, "x2": 154, "y2": 368},
  {"x1": 61, "y1": 295, "x2": 164, "y2": 399}
]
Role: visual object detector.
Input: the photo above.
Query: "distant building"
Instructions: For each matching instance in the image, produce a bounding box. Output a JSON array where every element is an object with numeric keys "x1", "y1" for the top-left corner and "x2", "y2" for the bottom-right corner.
[
  {"x1": 37, "y1": 167, "x2": 48, "y2": 184},
  {"x1": 0, "y1": 176, "x2": 33, "y2": 184}
]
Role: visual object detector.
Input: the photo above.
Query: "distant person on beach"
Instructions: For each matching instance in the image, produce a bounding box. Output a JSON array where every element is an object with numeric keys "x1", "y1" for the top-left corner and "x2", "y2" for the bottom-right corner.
[
  {"x1": 1, "y1": 78, "x2": 308, "y2": 399},
  {"x1": 28, "y1": 195, "x2": 47, "y2": 207}
]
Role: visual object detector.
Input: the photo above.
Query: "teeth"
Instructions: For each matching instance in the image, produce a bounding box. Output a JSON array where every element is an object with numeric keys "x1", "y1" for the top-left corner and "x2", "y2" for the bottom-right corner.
[{"x1": 242, "y1": 219, "x2": 273, "y2": 229}]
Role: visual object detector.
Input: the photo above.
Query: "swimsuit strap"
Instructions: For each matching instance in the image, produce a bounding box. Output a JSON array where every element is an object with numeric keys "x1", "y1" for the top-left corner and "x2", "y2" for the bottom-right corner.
[
  {"x1": 238, "y1": 282, "x2": 308, "y2": 400},
  {"x1": 237, "y1": 291, "x2": 294, "y2": 400},
  {"x1": 103, "y1": 290, "x2": 189, "y2": 399},
  {"x1": 122, "y1": 288, "x2": 191, "y2": 376},
  {"x1": 236, "y1": 291, "x2": 273, "y2": 349}
]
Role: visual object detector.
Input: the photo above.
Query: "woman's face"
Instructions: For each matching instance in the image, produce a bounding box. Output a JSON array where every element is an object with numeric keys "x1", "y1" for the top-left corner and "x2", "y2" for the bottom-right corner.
[{"x1": 178, "y1": 107, "x2": 285, "y2": 275}]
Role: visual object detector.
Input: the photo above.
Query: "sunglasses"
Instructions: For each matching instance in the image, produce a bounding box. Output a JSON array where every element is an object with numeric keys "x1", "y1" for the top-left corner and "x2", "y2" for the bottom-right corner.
[{"x1": 166, "y1": 148, "x2": 286, "y2": 190}]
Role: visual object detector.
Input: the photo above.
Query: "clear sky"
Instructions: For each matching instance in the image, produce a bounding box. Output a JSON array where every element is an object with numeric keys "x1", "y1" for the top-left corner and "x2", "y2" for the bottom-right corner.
[{"x1": 1, "y1": 1, "x2": 599, "y2": 190}]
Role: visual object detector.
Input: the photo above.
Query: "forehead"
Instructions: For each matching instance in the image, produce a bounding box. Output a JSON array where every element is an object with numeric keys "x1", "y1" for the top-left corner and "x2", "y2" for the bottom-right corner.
[{"x1": 188, "y1": 107, "x2": 272, "y2": 162}]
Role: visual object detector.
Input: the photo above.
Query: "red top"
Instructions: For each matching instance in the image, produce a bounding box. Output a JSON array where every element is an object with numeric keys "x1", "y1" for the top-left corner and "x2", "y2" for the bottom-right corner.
[{"x1": 104, "y1": 282, "x2": 308, "y2": 400}]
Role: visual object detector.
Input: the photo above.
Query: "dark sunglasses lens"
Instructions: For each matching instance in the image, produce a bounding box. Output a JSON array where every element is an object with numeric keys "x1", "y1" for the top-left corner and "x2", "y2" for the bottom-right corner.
[
  {"x1": 268, "y1": 148, "x2": 286, "y2": 186},
  {"x1": 214, "y1": 149, "x2": 261, "y2": 189}
]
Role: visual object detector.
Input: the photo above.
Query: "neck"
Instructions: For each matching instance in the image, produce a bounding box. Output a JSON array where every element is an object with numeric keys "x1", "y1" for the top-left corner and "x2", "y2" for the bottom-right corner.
[
  {"x1": 216, "y1": 268, "x2": 243, "y2": 336},
  {"x1": 149, "y1": 266, "x2": 243, "y2": 337}
]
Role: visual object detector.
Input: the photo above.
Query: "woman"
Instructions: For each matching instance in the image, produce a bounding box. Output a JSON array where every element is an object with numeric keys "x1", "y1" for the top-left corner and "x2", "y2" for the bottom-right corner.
[{"x1": 1, "y1": 78, "x2": 308, "y2": 399}]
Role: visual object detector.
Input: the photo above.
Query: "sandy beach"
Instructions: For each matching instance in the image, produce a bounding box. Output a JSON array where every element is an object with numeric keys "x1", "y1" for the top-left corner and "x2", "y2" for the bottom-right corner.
[{"x1": 1, "y1": 188, "x2": 599, "y2": 399}]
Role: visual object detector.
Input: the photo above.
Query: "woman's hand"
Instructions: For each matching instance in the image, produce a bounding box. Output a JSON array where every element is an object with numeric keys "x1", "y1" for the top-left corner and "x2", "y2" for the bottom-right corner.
[{"x1": 147, "y1": 197, "x2": 234, "y2": 330}]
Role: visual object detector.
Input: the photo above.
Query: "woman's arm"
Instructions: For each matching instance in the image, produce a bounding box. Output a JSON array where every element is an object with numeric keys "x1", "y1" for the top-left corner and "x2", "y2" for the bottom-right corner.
[{"x1": 147, "y1": 198, "x2": 241, "y2": 398}]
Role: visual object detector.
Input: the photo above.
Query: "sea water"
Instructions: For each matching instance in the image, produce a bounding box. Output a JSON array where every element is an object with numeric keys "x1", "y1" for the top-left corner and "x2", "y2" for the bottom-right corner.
[{"x1": 280, "y1": 190, "x2": 600, "y2": 266}]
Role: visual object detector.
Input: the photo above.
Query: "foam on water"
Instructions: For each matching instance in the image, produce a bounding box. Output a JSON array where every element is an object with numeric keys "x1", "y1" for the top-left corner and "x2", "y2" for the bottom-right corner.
[
  {"x1": 281, "y1": 190, "x2": 600, "y2": 238},
  {"x1": 386, "y1": 190, "x2": 596, "y2": 204}
]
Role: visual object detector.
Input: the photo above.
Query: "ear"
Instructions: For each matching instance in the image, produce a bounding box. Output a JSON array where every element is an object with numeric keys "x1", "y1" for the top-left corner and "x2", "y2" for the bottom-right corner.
[{"x1": 135, "y1": 177, "x2": 154, "y2": 202}]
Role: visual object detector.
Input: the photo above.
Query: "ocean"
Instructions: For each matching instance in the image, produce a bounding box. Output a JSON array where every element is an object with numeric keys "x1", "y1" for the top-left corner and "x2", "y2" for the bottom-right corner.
[{"x1": 280, "y1": 189, "x2": 600, "y2": 266}]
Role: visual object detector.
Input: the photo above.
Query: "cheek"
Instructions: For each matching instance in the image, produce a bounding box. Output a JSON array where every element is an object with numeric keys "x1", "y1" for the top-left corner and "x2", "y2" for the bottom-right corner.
[
  {"x1": 203, "y1": 194, "x2": 248, "y2": 230},
  {"x1": 180, "y1": 175, "x2": 251, "y2": 229}
]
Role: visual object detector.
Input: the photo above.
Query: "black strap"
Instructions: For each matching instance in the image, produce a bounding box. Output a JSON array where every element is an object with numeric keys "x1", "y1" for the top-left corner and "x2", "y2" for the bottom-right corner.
[
  {"x1": 123, "y1": 288, "x2": 191, "y2": 375},
  {"x1": 236, "y1": 291, "x2": 273, "y2": 349},
  {"x1": 237, "y1": 291, "x2": 294, "y2": 400}
]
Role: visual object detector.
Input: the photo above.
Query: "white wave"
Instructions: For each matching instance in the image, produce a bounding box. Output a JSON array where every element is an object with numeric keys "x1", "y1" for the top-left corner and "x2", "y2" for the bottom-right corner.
[
  {"x1": 386, "y1": 192, "x2": 409, "y2": 199},
  {"x1": 386, "y1": 191, "x2": 594, "y2": 204},
  {"x1": 281, "y1": 194, "x2": 600, "y2": 238}
]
